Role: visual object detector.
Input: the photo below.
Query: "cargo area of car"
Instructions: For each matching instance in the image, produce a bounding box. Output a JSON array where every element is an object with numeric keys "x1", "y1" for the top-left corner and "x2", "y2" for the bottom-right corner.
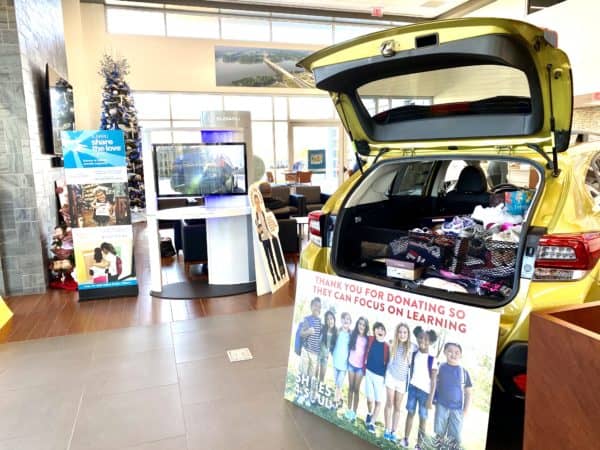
[{"x1": 331, "y1": 157, "x2": 541, "y2": 306}]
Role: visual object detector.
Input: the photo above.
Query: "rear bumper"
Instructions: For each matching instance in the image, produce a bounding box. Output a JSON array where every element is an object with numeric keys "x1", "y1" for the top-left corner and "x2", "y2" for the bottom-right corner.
[{"x1": 495, "y1": 341, "x2": 528, "y2": 397}]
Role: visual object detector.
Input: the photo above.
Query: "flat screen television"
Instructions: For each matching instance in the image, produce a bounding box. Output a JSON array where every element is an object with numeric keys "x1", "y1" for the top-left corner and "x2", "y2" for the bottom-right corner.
[
  {"x1": 153, "y1": 142, "x2": 248, "y2": 197},
  {"x1": 43, "y1": 64, "x2": 75, "y2": 155}
]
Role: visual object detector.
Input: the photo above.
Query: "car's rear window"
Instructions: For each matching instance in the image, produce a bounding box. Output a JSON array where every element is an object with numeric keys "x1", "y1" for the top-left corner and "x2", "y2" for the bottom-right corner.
[{"x1": 357, "y1": 65, "x2": 531, "y2": 124}]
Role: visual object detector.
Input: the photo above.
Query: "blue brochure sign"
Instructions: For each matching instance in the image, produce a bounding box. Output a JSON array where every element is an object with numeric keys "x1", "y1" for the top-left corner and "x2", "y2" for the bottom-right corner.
[{"x1": 62, "y1": 130, "x2": 138, "y2": 300}]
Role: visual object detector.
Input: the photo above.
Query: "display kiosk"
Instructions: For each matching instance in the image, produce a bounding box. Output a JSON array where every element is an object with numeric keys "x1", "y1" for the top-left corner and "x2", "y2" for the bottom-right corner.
[{"x1": 142, "y1": 126, "x2": 257, "y2": 298}]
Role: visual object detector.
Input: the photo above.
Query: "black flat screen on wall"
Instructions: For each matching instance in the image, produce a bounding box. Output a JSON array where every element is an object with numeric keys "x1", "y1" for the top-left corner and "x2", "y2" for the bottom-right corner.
[{"x1": 43, "y1": 64, "x2": 75, "y2": 155}]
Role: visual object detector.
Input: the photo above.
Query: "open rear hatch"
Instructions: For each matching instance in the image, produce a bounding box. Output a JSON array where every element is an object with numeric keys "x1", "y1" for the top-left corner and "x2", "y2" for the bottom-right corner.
[{"x1": 298, "y1": 18, "x2": 572, "y2": 168}]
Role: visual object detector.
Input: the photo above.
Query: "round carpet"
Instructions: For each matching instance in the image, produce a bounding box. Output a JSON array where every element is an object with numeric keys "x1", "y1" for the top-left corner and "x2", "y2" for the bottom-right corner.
[{"x1": 151, "y1": 281, "x2": 256, "y2": 299}]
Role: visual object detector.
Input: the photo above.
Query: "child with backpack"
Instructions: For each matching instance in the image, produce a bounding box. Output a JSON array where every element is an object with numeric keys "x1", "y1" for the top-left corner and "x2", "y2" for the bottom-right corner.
[
  {"x1": 345, "y1": 316, "x2": 369, "y2": 422},
  {"x1": 331, "y1": 312, "x2": 352, "y2": 409},
  {"x1": 363, "y1": 322, "x2": 390, "y2": 435},
  {"x1": 384, "y1": 323, "x2": 416, "y2": 443},
  {"x1": 317, "y1": 310, "x2": 338, "y2": 385},
  {"x1": 295, "y1": 297, "x2": 322, "y2": 408},
  {"x1": 433, "y1": 343, "x2": 472, "y2": 450},
  {"x1": 401, "y1": 326, "x2": 439, "y2": 450}
]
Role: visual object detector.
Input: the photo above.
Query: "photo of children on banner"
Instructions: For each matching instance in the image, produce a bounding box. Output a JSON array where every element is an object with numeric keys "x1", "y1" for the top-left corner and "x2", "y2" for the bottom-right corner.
[
  {"x1": 82, "y1": 242, "x2": 124, "y2": 283},
  {"x1": 285, "y1": 270, "x2": 496, "y2": 450},
  {"x1": 249, "y1": 184, "x2": 288, "y2": 289},
  {"x1": 67, "y1": 183, "x2": 131, "y2": 228}
]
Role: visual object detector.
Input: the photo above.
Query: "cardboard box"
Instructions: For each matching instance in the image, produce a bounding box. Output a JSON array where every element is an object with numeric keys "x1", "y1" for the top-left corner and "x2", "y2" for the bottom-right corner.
[{"x1": 385, "y1": 259, "x2": 424, "y2": 280}]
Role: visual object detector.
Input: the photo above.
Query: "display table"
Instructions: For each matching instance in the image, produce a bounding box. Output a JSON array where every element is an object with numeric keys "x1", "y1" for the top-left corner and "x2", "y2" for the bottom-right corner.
[{"x1": 148, "y1": 204, "x2": 256, "y2": 298}]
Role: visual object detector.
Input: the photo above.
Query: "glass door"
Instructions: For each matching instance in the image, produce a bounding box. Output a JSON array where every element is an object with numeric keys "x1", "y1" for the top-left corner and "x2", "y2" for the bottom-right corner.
[{"x1": 289, "y1": 123, "x2": 345, "y2": 193}]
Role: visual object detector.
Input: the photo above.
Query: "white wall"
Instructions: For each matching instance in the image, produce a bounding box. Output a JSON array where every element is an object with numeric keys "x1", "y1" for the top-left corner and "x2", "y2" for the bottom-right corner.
[
  {"x1": 526, "y1": 0, "x2": 600, "y2": 96},
  {"x1": 469, "y1": 0, "x2": 598, "y2": 95},
  {"x1": 64, "y1": 3, "x2": 324, "y2": 129}
]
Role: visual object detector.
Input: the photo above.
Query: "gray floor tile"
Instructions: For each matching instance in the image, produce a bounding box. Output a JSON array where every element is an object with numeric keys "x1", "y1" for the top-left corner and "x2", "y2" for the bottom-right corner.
[
  {"x1": 86, "y1": 348, "x2": 178, "y2": 396},
  {"x1": 115, "y1": 435, "x2": 188, "y2": 450},
  {"x1": 172, "y1": 328, "x2": 249, "y2": 363},
  {"x1": 92, "y1": 324, "x2": 173, "y2": 358},
  {"x1": 0, "y1": 348, "x2": 92, "y2": 390},
  {"x1": 184, "y1": 390, "x2": 309, "y2": 450},
  {"x1": 179, "y1": 360, "x2": 280, "y2": 405},
  {"x1": 0, "y1": 384, "x2": 82, "y2": 448},
  {"x1": 70, "y1": 384, "x2": 185, "y2": 450},
  {"x1": 288, "y1": 401, "x2": 378, "y2": 450}
]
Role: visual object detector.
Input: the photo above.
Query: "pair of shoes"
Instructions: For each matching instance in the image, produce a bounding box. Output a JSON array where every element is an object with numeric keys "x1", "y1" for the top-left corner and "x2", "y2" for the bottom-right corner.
[
  {"x1": 367, "y1": 423, "x2": 376, "y2": 434},
  {"x1": 399, "y1": 438, "x2": 409, "y2": 448},
  {"x1": 344, "y1": 409, "x2": 354, "y2": 420},
  {"x1": 414, "y1": 446, "x2": 422, "y2": 450},
  {"x1": 304, "y1": 397, "x2": 312, "y2": 408},
  {"x1": 365, "y1": 413, "x2": 372, "y2": 425},
  {"x1": 388, "y1": 432, "x2": 398, "y2": 443}
]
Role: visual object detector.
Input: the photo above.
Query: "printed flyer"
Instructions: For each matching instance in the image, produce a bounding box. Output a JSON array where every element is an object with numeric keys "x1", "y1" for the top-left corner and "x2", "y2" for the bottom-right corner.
[
  {"x1": 285, "y1": 268, "x2": 500, "y2": 450},
  {"x1": 62, "y1": 130, "x2": 138, "y2": 299}
]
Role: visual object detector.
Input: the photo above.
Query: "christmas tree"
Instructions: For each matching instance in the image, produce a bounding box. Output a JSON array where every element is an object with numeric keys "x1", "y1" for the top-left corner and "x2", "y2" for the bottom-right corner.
[{"x1": 98, "y1": 54, "x2": 145, "y2": 209}]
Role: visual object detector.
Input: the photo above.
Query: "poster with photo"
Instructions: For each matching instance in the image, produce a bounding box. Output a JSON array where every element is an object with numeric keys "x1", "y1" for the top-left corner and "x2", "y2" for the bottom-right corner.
[
  {"x1": 248, "y1": 182, "x2": 289, "y2": 293},
  {"x1": 62, "y1": 130, "x2": 138, "y2": 299},
  {"x1": 215, "y1": 46, "x2": 313, "y2": 88},
  {"x1": 284, "y1": 269, "x2": 500, "y2": 450},
  {"x1": 68, "y1": 182, "x2": 131, "y2": 228},
  {"x1": 72, "y1": 227, "x2": 136, "y2": 290}
]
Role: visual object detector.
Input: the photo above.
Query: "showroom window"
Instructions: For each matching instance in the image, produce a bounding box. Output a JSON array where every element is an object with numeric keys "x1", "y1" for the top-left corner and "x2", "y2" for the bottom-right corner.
[
  {"x1": 134, "y1": 92, "x2": 430, "y2": 189},
  {"x1": 105, "y1": 3, "x2": 407, "y2": 44}
]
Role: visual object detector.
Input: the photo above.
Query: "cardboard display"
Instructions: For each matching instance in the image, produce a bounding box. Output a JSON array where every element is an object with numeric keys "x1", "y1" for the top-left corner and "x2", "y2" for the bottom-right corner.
[
  {"x1": 285, "y1": 268, "x2": 500, "y2": 450},
  {"x1": 248, "y1": 182, "x2": 289, "y2": 295}
]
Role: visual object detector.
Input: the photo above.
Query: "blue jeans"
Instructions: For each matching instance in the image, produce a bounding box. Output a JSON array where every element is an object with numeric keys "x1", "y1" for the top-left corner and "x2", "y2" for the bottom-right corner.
[
  {"x1": 434, "y1": 403, "x2": 464, "y2": 445},
  {"x1": 406, "y1": 385, "x2": 429, "y2": 419}
]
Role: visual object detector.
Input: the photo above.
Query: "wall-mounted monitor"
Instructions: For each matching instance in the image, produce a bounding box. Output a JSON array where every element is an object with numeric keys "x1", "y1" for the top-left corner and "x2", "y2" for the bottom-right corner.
[
  {"x1": 153, "y1": 142, "x2": 248, "y2": 197},
  {"x1": 43, "y1": 64, "x2": 75, "y2": 155}
]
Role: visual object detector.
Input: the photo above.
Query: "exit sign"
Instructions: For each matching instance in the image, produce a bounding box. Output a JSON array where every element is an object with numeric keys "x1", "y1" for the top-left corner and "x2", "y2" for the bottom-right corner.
[{"x1": 371, "y1": 6, "x2": 383, "y2": 17}]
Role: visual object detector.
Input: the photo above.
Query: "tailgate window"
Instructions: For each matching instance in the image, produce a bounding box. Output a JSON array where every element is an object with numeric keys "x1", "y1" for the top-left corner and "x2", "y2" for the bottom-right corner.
[{"x1": 359, "y1": 65, "x2": 531, "y2": 125}]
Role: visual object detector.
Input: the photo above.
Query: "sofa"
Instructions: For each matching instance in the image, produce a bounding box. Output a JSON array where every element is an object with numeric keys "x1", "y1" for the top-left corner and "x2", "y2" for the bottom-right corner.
[
  {"x1": 260, "y1": 184, "x2": 306, "y2": 219},
  {"x1": 293, "y1": 185, "x2": 330, "y2": 214}
]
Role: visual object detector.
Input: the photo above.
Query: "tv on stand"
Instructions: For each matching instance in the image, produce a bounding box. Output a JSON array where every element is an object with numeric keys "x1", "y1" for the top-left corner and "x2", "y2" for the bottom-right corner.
[{"x1": 153, "y1": 142, "x2": 248, "y2": 199}]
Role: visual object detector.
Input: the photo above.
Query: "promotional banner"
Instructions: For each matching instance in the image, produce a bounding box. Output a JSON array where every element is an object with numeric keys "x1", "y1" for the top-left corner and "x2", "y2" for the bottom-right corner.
[
  {"x1": 248, "y1": 182, "x2": 289, "y2": 294},
  {"x1": 62, "y1": 130, "x2": 138, "y2": 300},
  {"x1": 285, "y1": 269, "x2": 500, "y2": 450}
]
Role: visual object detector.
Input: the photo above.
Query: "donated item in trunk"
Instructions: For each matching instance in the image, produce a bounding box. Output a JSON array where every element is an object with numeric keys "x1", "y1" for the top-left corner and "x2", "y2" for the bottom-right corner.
[
  {"x1": 406, "y1": 231, "x2": 455, "y2": 269},
  {"x1": 386, "y1": 259, "x2": 424, "y2": 280},
  {"x1": 361, "y1": 241, "x2": 388, "y2": 260}
]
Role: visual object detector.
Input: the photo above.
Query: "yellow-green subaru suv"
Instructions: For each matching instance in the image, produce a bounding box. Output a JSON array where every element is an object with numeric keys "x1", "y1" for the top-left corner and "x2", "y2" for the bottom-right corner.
[{"x1": 298, "y1": 18, "x2": 600, "y2": 397}]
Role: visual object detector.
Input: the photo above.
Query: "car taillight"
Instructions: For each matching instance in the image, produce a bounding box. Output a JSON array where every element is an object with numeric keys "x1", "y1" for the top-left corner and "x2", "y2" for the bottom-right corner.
[
  {"x1": 513, "y1": 374, "x2": 527, "y2": 394},
  {"x1": 308, "y1": 211, "x2": 324, "y2": 247},
  {"x1": 533, "y1": 233, "x2": 600, "y2": 281}
]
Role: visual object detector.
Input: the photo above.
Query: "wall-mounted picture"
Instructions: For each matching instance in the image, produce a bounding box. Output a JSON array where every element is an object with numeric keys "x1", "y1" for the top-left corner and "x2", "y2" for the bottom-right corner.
[
  {"x1": 67, "y1": 183, "x2": 131, "y2": 228},
  {"x1": 215, "y1": 46, "x2": 314, "y2": 88}
]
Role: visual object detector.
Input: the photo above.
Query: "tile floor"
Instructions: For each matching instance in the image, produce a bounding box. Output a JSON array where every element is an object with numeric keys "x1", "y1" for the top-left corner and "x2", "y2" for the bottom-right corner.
[
  {"x1": 0, "y1": 305, "x2": 524, "y2": 449},
  {"x1": 0, "y1": 306, "x2": 378, "y2": 450}
]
